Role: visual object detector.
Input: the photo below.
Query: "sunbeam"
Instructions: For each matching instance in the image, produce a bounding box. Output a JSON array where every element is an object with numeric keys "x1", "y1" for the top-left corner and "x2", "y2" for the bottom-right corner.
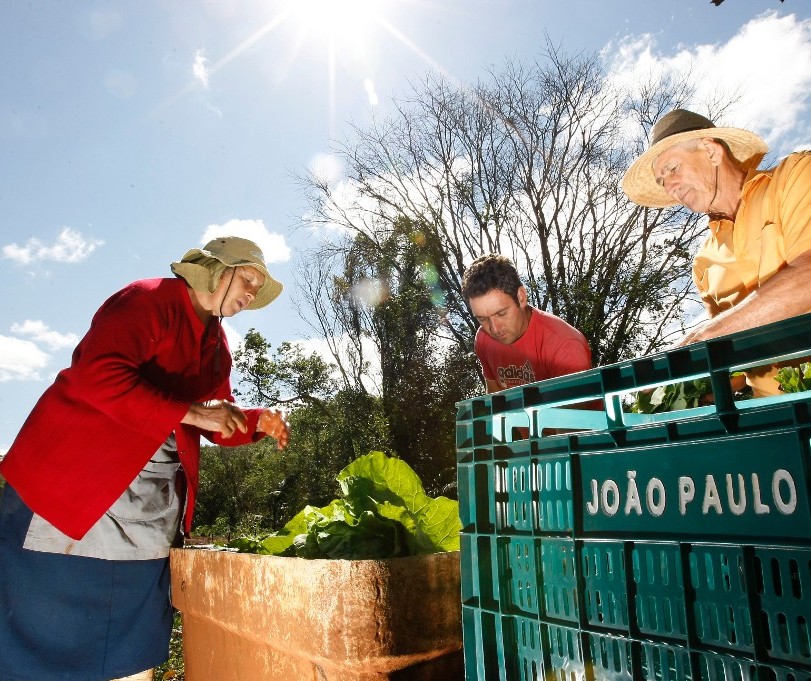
[
  {"x1": 376, "y1": 14, "x2": 456, "y2": 84},
  {"x1": 155, "y1": 8, "x2": 294, "y2": 113}
]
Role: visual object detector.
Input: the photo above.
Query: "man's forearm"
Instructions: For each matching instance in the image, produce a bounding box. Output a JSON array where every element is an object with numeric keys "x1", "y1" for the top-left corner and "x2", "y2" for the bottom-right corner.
[{"x1": 680, "y1": 249, "x2": 811, "y2": 345}]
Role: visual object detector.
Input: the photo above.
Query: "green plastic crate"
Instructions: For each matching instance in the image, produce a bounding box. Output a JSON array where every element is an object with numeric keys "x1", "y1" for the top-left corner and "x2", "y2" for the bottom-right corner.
[{"x1": 458, "y1": 313, "x2": 811, "y2": 680}]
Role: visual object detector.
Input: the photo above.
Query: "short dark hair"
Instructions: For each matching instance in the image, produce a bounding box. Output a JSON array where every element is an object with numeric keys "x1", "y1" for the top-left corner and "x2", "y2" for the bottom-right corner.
[{"x1": 462, "y1": 254, "x2": 522, "y2": 304}]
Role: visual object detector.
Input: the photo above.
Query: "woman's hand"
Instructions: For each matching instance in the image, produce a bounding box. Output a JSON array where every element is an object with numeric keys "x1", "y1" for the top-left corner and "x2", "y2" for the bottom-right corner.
[
  {"x1": 256, "y1": 409, "x2": 290, "y2": 449},
  {"x1": 182, "y1": 400, "x2": 249, "y2": 438}
]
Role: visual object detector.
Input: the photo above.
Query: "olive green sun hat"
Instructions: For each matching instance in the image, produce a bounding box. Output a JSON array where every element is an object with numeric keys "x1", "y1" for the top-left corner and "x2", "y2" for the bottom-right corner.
[
  {"x1": 621, "y1": 109, "x2": 768, "y2": 208},
  {"x1": 170, "y1": 236, "x2": 283, "y2": 310}
]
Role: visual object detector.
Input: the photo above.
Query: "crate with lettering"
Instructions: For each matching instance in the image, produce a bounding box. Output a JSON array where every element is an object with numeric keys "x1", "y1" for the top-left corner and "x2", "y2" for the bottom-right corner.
[{"x1": 457, "y1": 312, "x2": 811, "y2": 681}]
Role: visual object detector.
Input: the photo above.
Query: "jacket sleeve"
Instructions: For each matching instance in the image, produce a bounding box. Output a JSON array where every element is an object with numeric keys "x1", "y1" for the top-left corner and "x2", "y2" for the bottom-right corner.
[
  {"x1": 209, "y1": 407, "x2": 267, "y2": 447},
  {"x1": 64, "y1": 283, "x2": 191, "y2": 443}
]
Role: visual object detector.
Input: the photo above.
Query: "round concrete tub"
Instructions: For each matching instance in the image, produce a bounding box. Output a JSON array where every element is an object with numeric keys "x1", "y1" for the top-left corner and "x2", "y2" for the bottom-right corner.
[{"x1": 170, "y1": 548, "x2": 463, "y2": 680}]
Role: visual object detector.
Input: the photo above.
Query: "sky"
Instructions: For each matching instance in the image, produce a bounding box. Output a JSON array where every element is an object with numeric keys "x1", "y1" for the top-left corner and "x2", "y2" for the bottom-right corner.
[{"x1": 1, "y1": 0, "x2": 811, "y2": 453}]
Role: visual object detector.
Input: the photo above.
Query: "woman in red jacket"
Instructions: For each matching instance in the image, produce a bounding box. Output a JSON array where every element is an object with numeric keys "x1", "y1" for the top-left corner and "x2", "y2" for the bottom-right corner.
[{"x1": 0, "y1": 236, "x2": 290, "y2": 681}]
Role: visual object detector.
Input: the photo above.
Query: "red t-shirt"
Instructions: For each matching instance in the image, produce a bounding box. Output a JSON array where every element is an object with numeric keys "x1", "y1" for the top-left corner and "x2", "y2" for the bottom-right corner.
[{"x1": 475, "y1": 306, "x2": 591, "y2": 390}]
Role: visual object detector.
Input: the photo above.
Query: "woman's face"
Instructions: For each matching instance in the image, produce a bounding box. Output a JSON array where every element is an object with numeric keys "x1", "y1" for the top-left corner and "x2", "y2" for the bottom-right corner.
[{"x1": 212, "y1": 265, "x2": 265, "y2": 317}]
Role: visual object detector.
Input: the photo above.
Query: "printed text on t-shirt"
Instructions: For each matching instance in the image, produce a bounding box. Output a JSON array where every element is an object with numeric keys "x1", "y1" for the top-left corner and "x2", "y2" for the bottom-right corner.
[{"x1": 497, "y1": 361, "x2": 536, "y2": 387}]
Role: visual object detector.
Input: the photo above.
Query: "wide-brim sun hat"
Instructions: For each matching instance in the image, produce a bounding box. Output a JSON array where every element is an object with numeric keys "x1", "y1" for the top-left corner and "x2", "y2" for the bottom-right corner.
[
  {"x1": 621, "y1": 109, "x2": 769, "y2": 208},
  {"x1": 170, "y1": 236, "x2": 283, "y2": 310}
]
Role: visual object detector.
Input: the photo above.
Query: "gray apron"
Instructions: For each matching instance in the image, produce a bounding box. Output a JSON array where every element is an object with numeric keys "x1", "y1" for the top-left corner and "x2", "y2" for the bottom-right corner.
[{"x1": 23, "y1": 435, "x2": 183, "y2": 560}]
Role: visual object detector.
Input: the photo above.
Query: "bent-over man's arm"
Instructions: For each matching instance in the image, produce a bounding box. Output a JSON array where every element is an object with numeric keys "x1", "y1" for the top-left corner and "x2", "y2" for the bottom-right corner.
[{"x1": 679, "y1": 248, "x2": 811, "y2": 345}]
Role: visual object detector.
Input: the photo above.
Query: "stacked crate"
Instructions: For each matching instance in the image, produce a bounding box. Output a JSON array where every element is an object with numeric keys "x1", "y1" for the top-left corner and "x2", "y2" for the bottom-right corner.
[{"x1": 457, "y1": 313, "x2": 811, "y2": 681}]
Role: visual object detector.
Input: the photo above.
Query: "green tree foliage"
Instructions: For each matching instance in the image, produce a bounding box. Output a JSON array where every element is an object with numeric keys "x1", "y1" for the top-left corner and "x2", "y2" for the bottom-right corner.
[
  {"x1": 233, "y1": 331, "x2": 337, "y2": 410},
  {"x1": 193, "y1": 339, "x2": 393, "y2": 534},
  {"x1": 279, "y1": 388, "x2": 392, "y2": 509},
  {"x1": 338, "y1": 223, "x2": 479, "y2": 493},
  {"x1": 194, "y1": 438, "x2": 283, "y2": 538}
]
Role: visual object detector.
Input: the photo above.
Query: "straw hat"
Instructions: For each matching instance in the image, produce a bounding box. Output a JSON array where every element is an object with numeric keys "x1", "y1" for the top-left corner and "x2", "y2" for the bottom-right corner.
[
  {"x1": 621, "y1": 109, "x2": 768, "y2": 208},
  {"x1": 171, "y1": 236, "x2": 283, "y2": 310}
]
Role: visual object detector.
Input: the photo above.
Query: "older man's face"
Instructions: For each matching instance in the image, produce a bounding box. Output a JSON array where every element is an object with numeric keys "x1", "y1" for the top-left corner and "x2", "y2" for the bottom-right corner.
[{"x1": 652, "y1": 140, "x2": 718, "y2": 213}]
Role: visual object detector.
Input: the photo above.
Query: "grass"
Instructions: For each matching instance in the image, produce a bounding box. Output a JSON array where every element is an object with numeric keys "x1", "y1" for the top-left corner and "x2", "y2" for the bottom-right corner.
[{"x1": 154, "y1": 611, "x2": 185, "y2": 680}]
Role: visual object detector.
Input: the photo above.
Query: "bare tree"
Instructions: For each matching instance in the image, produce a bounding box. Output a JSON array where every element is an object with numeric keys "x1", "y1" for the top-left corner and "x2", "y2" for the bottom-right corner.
[{"x1": 298, "y1": 45, "x2": 714, "y2": 374}]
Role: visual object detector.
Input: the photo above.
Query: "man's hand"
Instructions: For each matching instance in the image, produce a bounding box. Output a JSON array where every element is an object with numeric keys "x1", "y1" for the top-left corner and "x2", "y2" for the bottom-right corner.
[
  {"x1": 182, "y1": 400, "x2": 249, "y2": 438},
  {"x1": 257, "y1": 408, "x2": 291, "y2": 449}
]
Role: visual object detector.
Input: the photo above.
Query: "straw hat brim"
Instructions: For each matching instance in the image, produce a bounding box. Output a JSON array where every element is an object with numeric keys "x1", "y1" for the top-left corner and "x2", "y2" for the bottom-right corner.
[{"x1": 621, "y1": 127, "x2": 768, "y2": 208}]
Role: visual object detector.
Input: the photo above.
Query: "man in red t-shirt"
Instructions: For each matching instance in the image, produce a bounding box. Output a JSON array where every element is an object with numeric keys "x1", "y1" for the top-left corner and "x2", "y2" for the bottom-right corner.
[{"x1": 462, "y1": 254, "x2": 591, "y2": 393}]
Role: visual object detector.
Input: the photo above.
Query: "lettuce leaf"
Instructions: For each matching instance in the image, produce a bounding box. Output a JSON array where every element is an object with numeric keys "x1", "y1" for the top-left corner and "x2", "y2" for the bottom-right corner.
[
  {"x1": 229, "y1": 451, "x2": 461, "y2": 559},
  {"x1": 630, "y1": 378, "x2": 712, "y2": 413},
  {"x1": 777, "y1": 363, "x2": 811, "y2": 394}
]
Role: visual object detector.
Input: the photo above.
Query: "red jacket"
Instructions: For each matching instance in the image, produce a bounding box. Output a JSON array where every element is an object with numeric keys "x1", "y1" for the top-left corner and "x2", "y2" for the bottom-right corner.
[{"x1": 0, "y1": 277, "x2": 264, "y2": 540}]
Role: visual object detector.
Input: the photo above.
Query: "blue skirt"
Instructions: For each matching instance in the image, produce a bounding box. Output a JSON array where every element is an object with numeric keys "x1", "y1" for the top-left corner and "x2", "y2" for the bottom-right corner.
[{"x1": 0, "y1": 485, "x2": 173, "y2": 681}]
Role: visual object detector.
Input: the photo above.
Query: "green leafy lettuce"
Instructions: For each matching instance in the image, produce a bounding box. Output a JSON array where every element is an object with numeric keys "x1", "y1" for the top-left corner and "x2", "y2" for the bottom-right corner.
[
  {"x1": 630, "y1": 378, "x2": 712, "y2": 414},
  {"x1": 228, "y1": 451, "x2": 461, "y2": 559},
  {"x1": 776, "y1": 363, "x2": 811, "y2": 394}
]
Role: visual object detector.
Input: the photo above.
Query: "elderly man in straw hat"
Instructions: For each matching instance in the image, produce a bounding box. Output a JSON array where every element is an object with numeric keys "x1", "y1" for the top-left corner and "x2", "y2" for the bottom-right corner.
[
  {"x1": 622, "y1": 109, "x2": 811, "y2": 397},
  {"x1": 0, "y1": 236, "x2": 290, "y2": 681}
]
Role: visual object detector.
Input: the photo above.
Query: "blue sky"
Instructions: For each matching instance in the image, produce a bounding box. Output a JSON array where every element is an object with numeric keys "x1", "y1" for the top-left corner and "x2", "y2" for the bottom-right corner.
[{"x1": 2, "y1": 0, "x2": 810, "y2": 452}]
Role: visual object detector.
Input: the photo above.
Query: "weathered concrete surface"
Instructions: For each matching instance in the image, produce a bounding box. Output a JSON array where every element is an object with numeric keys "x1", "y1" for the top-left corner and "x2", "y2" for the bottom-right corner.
[{"x1": 170, "y1": 549, "x2": 463, "y2": 680}]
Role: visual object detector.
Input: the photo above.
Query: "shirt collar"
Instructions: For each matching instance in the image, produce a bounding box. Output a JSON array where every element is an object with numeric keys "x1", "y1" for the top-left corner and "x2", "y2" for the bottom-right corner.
[{"x1": 707, "y1": 166, "x2": 768, "y2": 236}]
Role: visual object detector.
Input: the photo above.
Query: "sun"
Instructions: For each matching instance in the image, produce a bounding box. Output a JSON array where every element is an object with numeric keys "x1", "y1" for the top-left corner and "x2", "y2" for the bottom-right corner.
[{"x1": 283, "y1": 0, "x2": 382, "y2": 47}]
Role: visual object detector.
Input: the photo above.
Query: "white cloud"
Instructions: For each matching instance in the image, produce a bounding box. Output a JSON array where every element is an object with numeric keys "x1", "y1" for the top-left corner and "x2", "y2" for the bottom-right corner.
[
  {"x1": 204, "y1": 101, "x2": 223, "y2": 118},
  {"x1": 221, "y1": 319, "x2": 242, "y2": 354},
  {"x1": 311, "y1": 152, "x2": 475, "y2": 237},
  {"x1": 291, "y1": 334, "x2": 381, "y2": 394},
  {"x1": 292, "y1": 336, "x2": 335, "y2": 360},
  {"x1": 0, "y1": 335, "x2": 49, "y2": 382},
  {"x1": 605, "y1": 11, "x2": 811, "y2": 157},
  {"x1": 10, "y1": 320, "x2": 79, "y2": 351},
  {"x1": 193, "y1": 49, "x2": 211, "y2": 89},
  {"x1": 312, "y1": 177, "x2": 372, "y2": 233},
  {"x1": 288, "y1": 336, "x2": 342, "y2": 381},
  {"x1": 2, "y1": 227, "x2": 104, "y2": 265},
  {"x1": 201, "y1": 218, "x2": 291, "y2": 264},
  {"x1": 364, "y1": 78, "x2": 379, "y2": 107}
]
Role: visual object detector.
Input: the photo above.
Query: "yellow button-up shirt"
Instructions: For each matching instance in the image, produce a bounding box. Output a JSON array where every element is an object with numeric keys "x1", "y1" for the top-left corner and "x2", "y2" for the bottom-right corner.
[{"x1": 693, "y1": 152, "x2": 811, "y2": 396}]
